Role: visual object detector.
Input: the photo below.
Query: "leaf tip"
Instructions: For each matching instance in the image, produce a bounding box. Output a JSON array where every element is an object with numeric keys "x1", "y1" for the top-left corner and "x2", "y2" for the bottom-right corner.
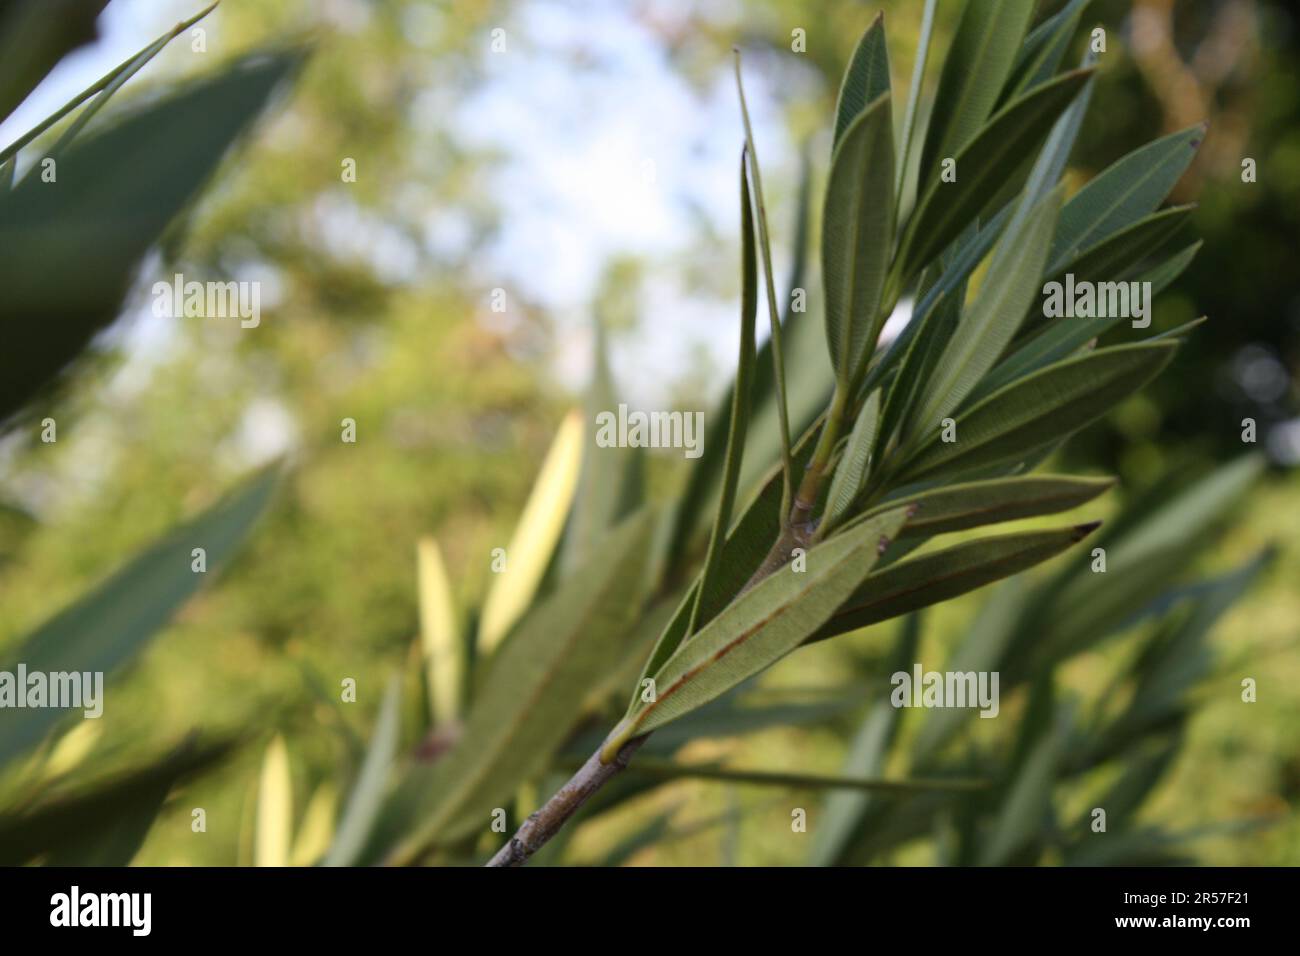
[{"x1": 1071, "y1": 520, "x2": 1103, "y2": 541}]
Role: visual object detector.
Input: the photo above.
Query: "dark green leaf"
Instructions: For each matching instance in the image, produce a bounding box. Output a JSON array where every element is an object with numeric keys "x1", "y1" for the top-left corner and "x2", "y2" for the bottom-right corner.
[{"x1": 0, "y1": 468, "x2": 279, "y2": 769}]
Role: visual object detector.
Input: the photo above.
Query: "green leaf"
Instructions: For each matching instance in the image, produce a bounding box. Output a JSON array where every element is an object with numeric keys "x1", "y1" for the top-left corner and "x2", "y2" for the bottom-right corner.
[
  {"x1": 822, "y1": 92, "x2": 896, "y2": 386},
  {"x1": 897, "y1": 70, "x2": 1090, "y2": 280},
  {"x1": 383, "y1": 512, "x2": 655, "y2": 859},
  {"x1": 973, "y1": 242, "x2": 1200, "y2": 403},
  {"x1": 1000, "y1": 0, "x2": 1092, "y2": 105},
  {"x1": 0, "y1": 735, "x2": 234, "y2": 866},
  {"x1": 904, "y1": 185, "x2": 1064, "y2": 442},
  {"x1": 979, "y1": 693, "x2": 1069, "y2": 865},
  {"x1": 735, "y1": 54, "x2": 795, "y2": 512},
  {"x1": 854, "y1": 474, "x2": 1113, "y2": 540},
  {"x1": 0, "y1": 467, "x2": 278, "y2": 769},
  {"x1": 918, "y1": 0, "x2": 1036, "y2": 186},
  {"x1": 1047, "y1": 204, "x2": 1194, "y2": 289},
  {"x1": 666, "y1": 151, "x2": 816, "y2": 567},
  {"x1": 616, "y1": 505, "x2": 913, "y2": 741},
  {"x1": 822, "y1": 389, "x2": 881, "y2": 532},
  {"x1": 1048, "y1": 123, "x2": 1205, "y2": 271},
  {"x1": 808, "y1": 613, "x2": 920, "y2": 866},
  {"x1": 1019, "y1": 456, "x2": 1264, "y2": 674},
  {"x1": 901, "y1": 342, "x2": 1177, "y2": 483},
  {"x1": 323, "y1": 675, "x2": 402, "y2": 867},
  {"x1": 621, "y1": 757, "x2": 984, "y2": 794},
  {"x1": 478, "y1": 409, "x2": 583, "y2": 653},
  {"x1": 0, "y1": 0, "x2": 107, "y2": 124},
  {"x1": 813, "y1": 524, "x2": 1098, "y2": 641},
  {"x1": 861, "y1": 204, "x2": 1011, "y2": 400},
  {"x1": 0, "y1": 47, "x2": 304, "y2": 427},
  {"x1": 896, "y1": 0, "x2": 938, "y2": 204},
  {"x1": 0, "y1": 3, "x2": 219, "y2": 166},
  {"x1": 688, "y1": 150, "x2": 759, "y2": 634},
  {"x1": 832, "y1": 14, "x2": 890, "y2": 150}
]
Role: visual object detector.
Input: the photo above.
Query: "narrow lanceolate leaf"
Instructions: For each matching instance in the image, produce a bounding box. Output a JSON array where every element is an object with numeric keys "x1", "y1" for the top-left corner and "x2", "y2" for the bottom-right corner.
[
  {"x1": 822, "y1": 389, "x2": 882, "y2": 533},
  {"x1": 852, "y1": 475, "x2": 1113, "y2": 540},
  {"x1": 385, "y1": 513, "x2": 654, "y2": 858},
  {"x1": 255, "y1": 735, "x2": 293, "y2": 868},
  {"x1": 902, "y1": 342, "x2": 1178, "y2": 483},
  {"x1": 613, "y1": 506, "x2": 912, "y2": 744},
  {"x1": 417, "y1": 538, "x2": 461, "y2": 725},
  {"x1": 323, "y1": 675, "x2": 402, "y2": 867},
  {"x1": 735, "y1": 54, "x2": 794, "y2": 512},
  {"x1": 0, "y1": 467, "x2": 278, "y2": 770},
  {"x1": 822, "y1": 92, "x2": 895, "y2": 386},
  {"x1": 1000, "y1": 0, "x2": 1092, "y2": 105},
  {"x1": 1047, "y1": 205, "x2": 1194, "y2": 287},
  {"x1": 689, "y1": 151, "x2": 759, "y2": 634},
  {"x1": 0, "y1": 0, "x2": 107, "y2": 124},
  {"x1": 833, "y1": 14, "x2": 890, "y2": 150},
  {"x1": 905, "y1": 185, "x2": 1063, "y2": 441},
  {"x1": 897, "y1": 70, "x2": 1090, "y2": 280},
  {"x1": 813, "y1": 524, "x2": 1099, "y2": 641},
  {"x1": 896, "y1": 0, "x2": 937, "y2": 203},
  {"x1": 0, "y1": 48, "x2": 304, "y2": 427},
  {"x1": 918, "y1": 0, "x2": 1036, "y2": 186},
  {"x1": 861, "y1": 205, "x2": 1012, "y2": 399},
  {"x1": 0, "y1": 2, "x2": 219, "y2": 166},
  {"x1": 1048, "y1": 123, "x2": 1205, "y2": 271},
  {"x1": 478, "y1": 409, "x2": 583, "y2": 653},
  {"x1": 975, "y1": 242, "x2": 1199, "y2": 402}
]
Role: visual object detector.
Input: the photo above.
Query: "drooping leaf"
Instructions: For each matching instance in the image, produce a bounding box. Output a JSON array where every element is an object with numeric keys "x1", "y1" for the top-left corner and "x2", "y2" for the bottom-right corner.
[
  {"x1": 614, "y1": 505, "x2": 913, "y2": 743},
  {"x1": 823, "y1": 92, "x2": 896, "y2": 387},
  {"x1": 0, "y1": 467, "x2": 279, "y2": 769},
  {"x1": 918, "y1": 0, "x2": 1036, "y2": 186},
  {"x1": 897, "y1": 70, "x2": 1090, "y2": 281},
  {"x1": 478, "y1": 409, "x2": 583, "y2": 653},
  {"x1": 832, "y1": 14, "x2": 890, "y2": 150},
  {"x1": 900, "y1": 342, "x2": 1177, "y2": 483},
  {"x1": 0, "y1": 47, "x2": 305, "y2": 427},
  {"x1": 382, "y1": 512, "x2": 655, "y2": 859},
  {"x1": 813, "y1": 524, "x2": 1098, "y2": 641},
  {"x1": 852, "y1": 474, "x2": 1113, "y2": 540}
]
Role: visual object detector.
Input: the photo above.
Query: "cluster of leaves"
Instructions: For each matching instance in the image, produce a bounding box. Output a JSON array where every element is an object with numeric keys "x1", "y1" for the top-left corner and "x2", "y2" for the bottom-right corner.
[
  {"x1": 294, "y1": 0, "x2": 1253, "y2": 866},
  {"x1": 0, "y1": 3, "x2": 296, "y2": 864},
  {"x1": 0, "y1": 0, "x2": 1265, "y2": 868},
  {"x1": 809, "y1": 456, "x2": 1273, "y2": 866}
]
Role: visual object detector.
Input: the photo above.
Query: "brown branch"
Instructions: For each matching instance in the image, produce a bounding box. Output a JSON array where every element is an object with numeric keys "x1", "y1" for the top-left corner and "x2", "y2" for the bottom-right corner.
[{"x1": 485, "y1": 734, "x2": 648, "y2": 867}]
